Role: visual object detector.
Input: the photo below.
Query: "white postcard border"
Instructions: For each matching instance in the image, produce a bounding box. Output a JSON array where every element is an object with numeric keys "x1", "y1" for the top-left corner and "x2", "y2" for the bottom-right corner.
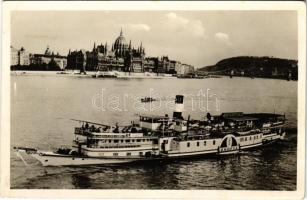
[{"x1": 1, "y1": 1, "x2": 305, "y2": 199}]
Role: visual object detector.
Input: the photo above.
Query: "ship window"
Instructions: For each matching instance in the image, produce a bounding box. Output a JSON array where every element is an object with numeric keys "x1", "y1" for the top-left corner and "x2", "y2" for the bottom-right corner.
[
  {"x1": 127, "y1": 152, "x2": 131, "y2": 156},
  {"x1": 213, "y1": 140, "x2": 216, "y2": 145},
  {"x1": 126, "y1": 139, "x2": 130, "y2": 142},
  {"x1": 249, "y1": 136, "x2": 251, "y2": 140},
  {"x1": 245, "y1": 137, "x2": 247, "y2": 141},
  {"x1": 109, "y1": 140, "x2": 112, "y2": 143},
  {"x1": 142, "y1": 139, "x2": 146, "y2": 142},
  {"x1": 132, "y1": 139, "x2": 135, "y2": 142},
  {"x1": 114, "y1": 140, "x2": 119, "y2": 143},
  {"x1": 113, "y1": 153, "x2": 118, "y2": 156},
  {"x1": 204, "y1": 141, "x2": 206, "y2": 146},
  {"x1": 121, "y1": 140, "x2": 124, "y2": 143},
  {"x1": 197, "y1": 142, "x2": 199, "y2": 146},
  {"x1": 187, "y1": 142, "x2": 190, "y2": 147},
  {"x1": 240, "y1": 138, "x2": 243, "y2": 142},
  {"x1": 137, "y1": 139, "x2": 141, "y2": 142},
  {"x1": 139, "y1": 152, "x2": 143, "y2": 156}
]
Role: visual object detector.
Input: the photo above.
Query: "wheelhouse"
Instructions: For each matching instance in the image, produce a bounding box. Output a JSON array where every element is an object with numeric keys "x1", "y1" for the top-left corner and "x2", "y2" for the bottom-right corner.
[{"x1": 139, "y1": 115, "x2": 169, "y2": 131}]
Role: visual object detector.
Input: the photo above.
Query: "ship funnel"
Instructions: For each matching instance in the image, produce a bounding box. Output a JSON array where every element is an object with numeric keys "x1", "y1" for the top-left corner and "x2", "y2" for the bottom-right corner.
[{"x1": 173, "y1": 95, "x2": 184, "y2": 119}]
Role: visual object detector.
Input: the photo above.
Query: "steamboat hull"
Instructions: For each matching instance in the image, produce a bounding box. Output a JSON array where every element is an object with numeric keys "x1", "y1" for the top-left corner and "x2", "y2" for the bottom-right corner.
[
  {"x1": 161, "y1": 148, "x2": 240, "y2": 158},
  {"x1": 160, "y1": 132, "x2": 286, "y2": 159},
  {"x1": 30, "y1": 152, "x2": 141, "y2": 166}
]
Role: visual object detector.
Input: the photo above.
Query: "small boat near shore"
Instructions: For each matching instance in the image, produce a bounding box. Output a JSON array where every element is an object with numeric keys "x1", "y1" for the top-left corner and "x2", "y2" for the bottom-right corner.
[
  {"x1": 15, "y1": 95, "x2": 287, "y2": 166},
  {"x1": 177, "y1": 74, "x2": 205, "y2": 79},
  {"x1": 92, "y1": 71, "x2": 118, "y2": 78}
]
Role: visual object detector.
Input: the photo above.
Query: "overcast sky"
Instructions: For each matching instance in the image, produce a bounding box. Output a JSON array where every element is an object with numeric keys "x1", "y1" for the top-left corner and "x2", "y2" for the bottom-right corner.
[{"x1": 11, "y1": 11, "x2": 297, "y2": 68}]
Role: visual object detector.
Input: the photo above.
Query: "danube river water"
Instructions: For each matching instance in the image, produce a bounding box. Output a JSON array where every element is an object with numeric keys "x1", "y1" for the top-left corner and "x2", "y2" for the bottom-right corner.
[{"x1": 10, "y1": 74, "x2": 297, "y2": 190}]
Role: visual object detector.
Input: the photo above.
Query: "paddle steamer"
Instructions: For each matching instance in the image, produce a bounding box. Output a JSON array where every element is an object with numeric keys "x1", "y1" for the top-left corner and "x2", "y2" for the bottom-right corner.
[{"x1": 15, "y1": 95, "x2": 286, "y2": 166}]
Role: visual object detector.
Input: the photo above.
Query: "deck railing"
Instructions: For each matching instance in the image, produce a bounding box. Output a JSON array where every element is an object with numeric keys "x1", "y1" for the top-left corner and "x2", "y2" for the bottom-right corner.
[
  {"x1": 87, "y1": 144, "x2": 142, "y2": 149},
  {"x1": 74, "y1": 127, "x2": 91, "y2": 136}
]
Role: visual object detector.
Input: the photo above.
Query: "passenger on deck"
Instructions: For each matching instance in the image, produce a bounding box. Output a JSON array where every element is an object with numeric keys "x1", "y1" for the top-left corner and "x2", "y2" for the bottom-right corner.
[
  {"x1": 113, "y1": 123, "x2": 119, "y2": 133},
  {"x1": 103, "y1": 126, "x2": 108, "y2": 132},
  {"x1": 91, "y1": 125, "x2": 95, "y2": 132},
  {"x1": 85, "y1": 122, "x2": 89, "y2": 129},
  {"x1": 206, "y1": 113, "x2": 212, "y2": 122},
  {"x1": 131, "y1": 127, "x2": 137, "y2": 133}
]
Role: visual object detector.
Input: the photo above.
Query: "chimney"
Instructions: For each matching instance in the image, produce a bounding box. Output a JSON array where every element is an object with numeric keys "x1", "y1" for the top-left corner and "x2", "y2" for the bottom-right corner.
[{"x1": 173, "y1": 95, "x2": 184, "y2": 119}]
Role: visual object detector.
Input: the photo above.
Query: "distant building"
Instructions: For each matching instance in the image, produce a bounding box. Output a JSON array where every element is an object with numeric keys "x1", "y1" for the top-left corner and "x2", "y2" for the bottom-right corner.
[
  {"x1": 85, "y1": 43, "x2": 124, "y2": 71},
  {"x1": 67, "y1": 29, "x2": 147, "y2": 72},
  {"x1": 159, "y1": 56, "x2": 169, "y2": 73},
  {"x1": 155, "y1": 57, "x2": 194, "y2": 75},
  {"x1": 174, "y1": 61, "x2": 182, "y2": 74},
  {"x1": 125, "y1": 45, "x2": 145, "y2": 72},
  {"x1": 67, "y1": 29, "x2": 194, "y2": 74},
  {"x1": 168, "y1": 60, "x2": 176, "y2": 74},
  {"x1": 18, "y1": 47, "x2": 30, "y2": 66},
  {"x1": 10, "y1": 46, "x2": 30, "y2": 66},
  {"x1": 31, "y1": 46, "x2": 67, "y2": 70},
  {"x1": 176, "y1": 63, "x2": 195, "y2": 75},
  {"x1": 144, "y1": 57, "x2": 158, "y2": 73},
  {"x1": 10, "y1": 46, "x2": 19, "y2": 66},
  {"x1": 67, "y1": 49, "x2": 87, "y2": 73},
  {"x1": 155, "y1": 56, "x2": 179, "y2": 74}
]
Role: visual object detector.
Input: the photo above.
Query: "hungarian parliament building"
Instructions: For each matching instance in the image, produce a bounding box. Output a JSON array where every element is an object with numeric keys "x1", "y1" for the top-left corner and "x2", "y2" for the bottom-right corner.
[
  {"x1": 66, "y1": 29, "x2": 194, "y2": 74},
  {"x1": 11, "y1": 29, "x2": 194, "y2": 75}
]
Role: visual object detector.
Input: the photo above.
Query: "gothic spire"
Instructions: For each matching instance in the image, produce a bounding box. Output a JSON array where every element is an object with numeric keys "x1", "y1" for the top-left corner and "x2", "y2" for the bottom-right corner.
[
  {"x1": 45, "y1": 45, "x2": 50, "y2": 55},
  {"x1": 93, "y1": 42, "x2": 96, "y2": 51},
  {"x1": 120, "y1": 27, "x2": 123, "y2": 36},
  {"x1": 140, "y1": 42, "x2": 143, "y2": 53},
  {"x1": 105, "y1": 42, "x2": 108, "y2": 52}
]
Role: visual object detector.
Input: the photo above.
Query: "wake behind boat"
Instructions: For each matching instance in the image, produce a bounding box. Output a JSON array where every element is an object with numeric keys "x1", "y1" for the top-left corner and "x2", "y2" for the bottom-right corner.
[{"x1": 15, "y1": 95, "x2": 287, "y2": 166}]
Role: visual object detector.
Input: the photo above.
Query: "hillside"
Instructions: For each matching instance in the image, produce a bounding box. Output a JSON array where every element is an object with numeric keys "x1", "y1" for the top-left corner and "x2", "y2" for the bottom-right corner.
[{"x1": 198, "y1": 56, "x2": 298, "y2": 80}]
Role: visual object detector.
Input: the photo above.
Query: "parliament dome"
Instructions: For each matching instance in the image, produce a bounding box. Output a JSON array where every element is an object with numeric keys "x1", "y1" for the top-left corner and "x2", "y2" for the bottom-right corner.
[{"x1": 114, "y1": 29, "x2": 128, "y2": 47}]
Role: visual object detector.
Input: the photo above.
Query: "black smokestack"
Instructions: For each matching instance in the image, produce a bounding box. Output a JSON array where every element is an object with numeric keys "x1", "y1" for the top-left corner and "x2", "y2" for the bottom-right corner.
[{"x1": 173, "y1": 95, "x2": 184, "y2": 119}]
